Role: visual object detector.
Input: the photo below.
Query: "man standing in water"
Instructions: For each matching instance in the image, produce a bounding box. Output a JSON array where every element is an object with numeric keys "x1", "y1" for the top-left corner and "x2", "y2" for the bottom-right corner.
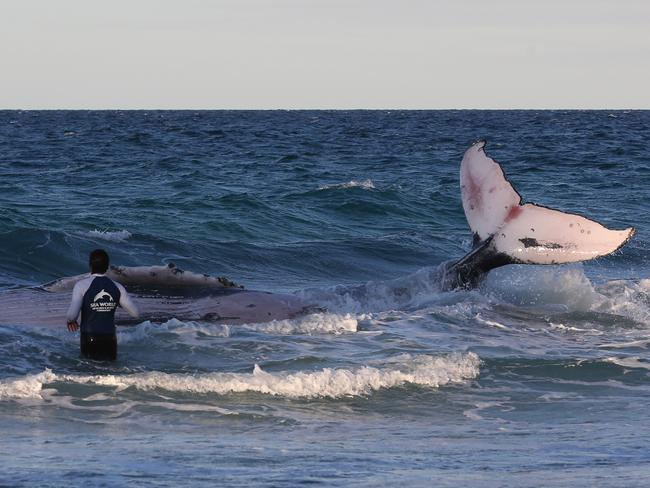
[{"x1": 66, "y1": 249, "x2": 139, "y2": 360}]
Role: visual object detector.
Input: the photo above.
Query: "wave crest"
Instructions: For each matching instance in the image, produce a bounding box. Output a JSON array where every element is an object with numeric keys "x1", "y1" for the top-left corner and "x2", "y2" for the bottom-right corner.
[
  {"x1": 243, "y1": 313, "x2": 357, "y2": 335},
  {"x1": 85, "y1": 229, "x2": 132, "y2": 242},
  {"x1": 318, "y1": 179, "x2": 375, "y2": 191},
  {"x1": 0, "y1": 352, "x2": 479, "y2": 400},
  {"x1": 118, "y1": 313, "x2": 357, "y2": 344},
  {"x1": 0, "y1": 370, "x2": 57, "y2": 399}
]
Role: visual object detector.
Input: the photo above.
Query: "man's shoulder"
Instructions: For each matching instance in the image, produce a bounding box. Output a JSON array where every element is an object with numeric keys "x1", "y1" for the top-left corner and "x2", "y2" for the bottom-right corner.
[
  {"x1": 109, "y1": 279, "x2": 127, "y2": 294},
  {"x1": 73, "y1": 276, "x2": 94, "y2": 291},
  {"x1": 91, "y1": 276, "x2": 124, "y2": 295}
]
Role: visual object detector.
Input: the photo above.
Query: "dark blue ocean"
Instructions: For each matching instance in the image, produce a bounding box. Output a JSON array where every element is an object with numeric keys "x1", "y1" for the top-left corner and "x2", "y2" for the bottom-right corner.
[{"x1": 1, "y1": 110, "x2": 649, "y2": 487}]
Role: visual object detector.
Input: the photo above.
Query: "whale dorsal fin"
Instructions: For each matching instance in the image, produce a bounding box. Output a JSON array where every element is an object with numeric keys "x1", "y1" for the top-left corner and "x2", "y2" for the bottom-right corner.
[{"x1": 460, "y1": 140, "x2": 635, "y2": 265}]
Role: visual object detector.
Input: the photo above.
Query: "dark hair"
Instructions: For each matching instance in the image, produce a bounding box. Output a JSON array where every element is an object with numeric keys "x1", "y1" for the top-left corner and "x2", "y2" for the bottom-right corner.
[{"x1": 89, "y1": 249, "x2": 109, "y2": 274}]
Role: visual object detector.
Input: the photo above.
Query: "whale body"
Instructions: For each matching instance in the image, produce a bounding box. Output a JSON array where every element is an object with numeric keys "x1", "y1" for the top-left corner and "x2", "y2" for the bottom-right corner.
[{"x1": 0, "y1": 141, "x2": 635, "y2": 328}]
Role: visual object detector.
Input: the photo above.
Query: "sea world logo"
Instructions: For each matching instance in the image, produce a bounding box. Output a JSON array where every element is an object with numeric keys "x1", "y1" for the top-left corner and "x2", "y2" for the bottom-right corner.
[{"x1": 90, "y1": 289, "x2": 117, "y2": 313}]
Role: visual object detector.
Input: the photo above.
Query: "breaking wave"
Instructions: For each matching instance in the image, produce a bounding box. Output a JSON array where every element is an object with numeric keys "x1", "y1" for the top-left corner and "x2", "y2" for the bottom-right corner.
[
  {"x1": 243, "y1": 313, "x2": 357, "y2": 335},
  {"x1": 318, "y1": 179, "x2": 375, "y2": 191},
  {"x1": 118, "y1": 313, "x2": 358, "y2": 344},
  {"x1": 297, "y1": 265, "x2": 447, "y2": 314},
  {"x1": 84, "y1": 229, "x2": 132, "y2": 242},
  {"x1": 0, "y1": 352, "x2": 480, "y2": 400}
]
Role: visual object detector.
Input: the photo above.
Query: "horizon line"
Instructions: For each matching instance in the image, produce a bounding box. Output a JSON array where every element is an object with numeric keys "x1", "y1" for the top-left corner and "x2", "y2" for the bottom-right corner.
[{"x1": 1, "y1": 107, "x2": 649, "y2": 111}]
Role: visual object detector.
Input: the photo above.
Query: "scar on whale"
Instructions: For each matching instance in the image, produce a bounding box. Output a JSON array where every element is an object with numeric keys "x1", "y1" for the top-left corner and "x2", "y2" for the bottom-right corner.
[{"x1": 519, "y1": 238, "x2": 563, "y2": 249}]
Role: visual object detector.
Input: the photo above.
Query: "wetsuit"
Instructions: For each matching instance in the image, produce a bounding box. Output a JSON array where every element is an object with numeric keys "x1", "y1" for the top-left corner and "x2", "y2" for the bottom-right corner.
[{"x1": 66, "y1": 274, "x2": 139, "y2": 360}]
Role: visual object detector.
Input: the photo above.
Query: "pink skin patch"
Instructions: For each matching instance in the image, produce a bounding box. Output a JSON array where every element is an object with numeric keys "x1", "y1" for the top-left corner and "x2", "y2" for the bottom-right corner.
[{"x1": 505, "y1": 205, "x2": 523, "y2": 222}]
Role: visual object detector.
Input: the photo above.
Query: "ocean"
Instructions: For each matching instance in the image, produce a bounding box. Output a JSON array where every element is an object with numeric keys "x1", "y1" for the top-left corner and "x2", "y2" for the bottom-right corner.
[{"x1": 0, "y1": 110, "x2": 649, "y2": 487}]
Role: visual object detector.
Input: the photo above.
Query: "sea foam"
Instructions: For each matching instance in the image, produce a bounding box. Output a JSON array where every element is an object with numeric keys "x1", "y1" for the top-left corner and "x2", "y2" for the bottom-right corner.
[
  {"x1": 118, "y1": 313, "x2": 357, "y2": 344},
  {"x1": 0, "y1": 352, "x2": 479, "y2": 400},
  {"x1": 318, "y1": 179, "x2": 375, "y2": 191},
  {"x1": 242, "y1": 313, "x2": 357, "y2": 335},
  {"x1": 85, "y1": 229, "x2": 132, "y2": 242}
]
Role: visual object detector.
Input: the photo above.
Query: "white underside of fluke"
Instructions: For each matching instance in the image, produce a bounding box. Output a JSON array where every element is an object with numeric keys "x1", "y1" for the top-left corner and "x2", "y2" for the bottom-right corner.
[{"x1": 460, "y1": 141, "x2": 635, "y2": 265}]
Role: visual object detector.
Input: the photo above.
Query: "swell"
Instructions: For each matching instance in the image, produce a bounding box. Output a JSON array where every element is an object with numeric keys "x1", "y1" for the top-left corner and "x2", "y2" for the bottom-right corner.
[{"x1": 481, "y1": 356, "x2": 650, "y2": 386}]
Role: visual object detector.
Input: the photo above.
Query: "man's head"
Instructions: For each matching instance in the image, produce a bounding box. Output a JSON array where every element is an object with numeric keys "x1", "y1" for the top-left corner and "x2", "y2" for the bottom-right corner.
[{"x1": 89, "y1": 249, "x2": 110, "y2": 274}]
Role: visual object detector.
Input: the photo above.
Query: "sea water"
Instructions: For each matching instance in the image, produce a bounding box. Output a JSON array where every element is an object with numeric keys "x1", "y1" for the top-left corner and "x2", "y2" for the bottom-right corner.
[{"x1": 0, "y1": 110, "x2": 649, "y2": 487}]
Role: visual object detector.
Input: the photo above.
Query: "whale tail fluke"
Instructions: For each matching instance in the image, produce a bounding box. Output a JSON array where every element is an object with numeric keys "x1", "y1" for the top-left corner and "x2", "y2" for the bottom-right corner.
[{"x1": 446, "y1": 140, "x2": 635, "y2": 289}]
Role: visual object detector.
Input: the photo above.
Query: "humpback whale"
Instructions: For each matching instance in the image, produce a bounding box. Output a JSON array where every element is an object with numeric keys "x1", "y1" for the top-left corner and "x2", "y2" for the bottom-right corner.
[{"x1": 0, "y1": 141, "x2": 635, "y2": 328}]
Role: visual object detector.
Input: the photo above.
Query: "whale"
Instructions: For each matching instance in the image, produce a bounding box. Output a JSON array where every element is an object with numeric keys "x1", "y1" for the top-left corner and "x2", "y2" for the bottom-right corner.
[
  {"x1": 0, "y1": 264, "x2": 317, "y2": 327},
  {"x1": 0, "y1": 141, "x2": 635, "y2": 328}
]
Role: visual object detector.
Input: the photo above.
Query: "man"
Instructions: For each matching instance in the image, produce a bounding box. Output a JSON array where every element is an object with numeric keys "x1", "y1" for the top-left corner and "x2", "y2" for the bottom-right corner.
[{"x1": 66, "y1": 249, "x2": 139, "y2": 360}]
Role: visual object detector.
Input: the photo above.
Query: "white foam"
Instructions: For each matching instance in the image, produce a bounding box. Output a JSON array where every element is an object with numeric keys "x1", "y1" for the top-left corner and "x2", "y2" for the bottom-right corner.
[
  {"x1": 475, "y1": 314, "x2": 511, "y2": 331},
  {"x1": 144, "y1": 401, "x2": 237, "y2": 414},
  {"x1": 243, "y1": 313, "x2": 357, "y2": 335},
  {"x1": 118, "y1": 314, "x2": 356, "y2": 344},
  {"x1": 0, "y1": 370, "x2": 56, "y2": 399},
  {"x1": 592, "y1": 280, "x2": 650, "y2": 325},
  {"x1": 318, "y1": 179, "x2": 375, "y2": 191},
  {"x1": 538, "y1": 392, "x2": 582, "y2": 401},
  {"x1": 85, "y1": 229, "x2": 132, "y2": 242},
  {"x1": 549, "y1": 322, "x2": 595, "y2": 333},
  {"x1": 463, "y1": 401, "x2": 504, "y2": 420},
  {"x1": 0, "y1": 352, "x2": 480, "y2": 400},
  {"x1": 639, "y1": 279, "x2": 650, "y2": 291},
  {"x1": 117, "y1": 319, "x2": 231, "y2": 344},
  {"x1": 484, "y1": 266, "x2": 650, "y2": 328}
]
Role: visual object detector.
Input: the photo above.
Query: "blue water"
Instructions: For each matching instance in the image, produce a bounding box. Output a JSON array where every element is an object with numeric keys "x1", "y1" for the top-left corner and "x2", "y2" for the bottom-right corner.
[{"x1": 1, "y1": 110, "x2": 649, "y2": 487}]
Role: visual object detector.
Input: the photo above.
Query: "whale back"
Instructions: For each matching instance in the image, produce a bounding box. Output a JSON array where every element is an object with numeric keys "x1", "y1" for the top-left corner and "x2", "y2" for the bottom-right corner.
[{"x1": 42, "y1": 264, "x2": 243, "y2": 293}]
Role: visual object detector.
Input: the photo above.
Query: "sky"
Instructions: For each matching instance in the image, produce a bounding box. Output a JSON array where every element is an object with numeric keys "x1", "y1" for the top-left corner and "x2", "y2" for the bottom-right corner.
[{"x1": 0, "y1": 0, "x2": 648, "y2": 109}]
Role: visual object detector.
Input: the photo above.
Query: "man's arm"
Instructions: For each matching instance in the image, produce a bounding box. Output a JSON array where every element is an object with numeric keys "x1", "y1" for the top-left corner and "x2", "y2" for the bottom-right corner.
[
  {"x1": 117, "y1": 283, "x2": 139, "y2": 318},
  {"x1": 66, "y1": 283, "x2": 84, "y2": 331}
]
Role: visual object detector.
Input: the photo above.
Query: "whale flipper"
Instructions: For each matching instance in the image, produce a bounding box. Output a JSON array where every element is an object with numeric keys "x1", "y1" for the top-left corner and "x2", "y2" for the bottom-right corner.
[{"x1": 446, "y1": 140, "x2": 635, "y2": 289}]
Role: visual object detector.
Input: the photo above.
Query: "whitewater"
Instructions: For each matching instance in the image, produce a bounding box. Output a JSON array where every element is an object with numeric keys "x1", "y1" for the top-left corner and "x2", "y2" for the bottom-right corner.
[{"x1": 1, "y1": 110, "x2": 649, "y2": 487}]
